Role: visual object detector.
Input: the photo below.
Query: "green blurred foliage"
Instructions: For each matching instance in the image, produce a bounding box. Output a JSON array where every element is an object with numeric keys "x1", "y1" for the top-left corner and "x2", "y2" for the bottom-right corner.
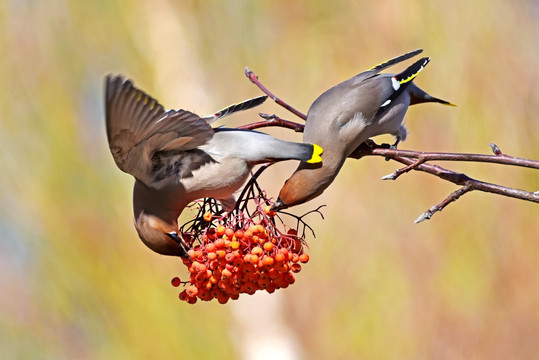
[{"x1": 0, "y1": 0, "x2": 537, "y2": 359}]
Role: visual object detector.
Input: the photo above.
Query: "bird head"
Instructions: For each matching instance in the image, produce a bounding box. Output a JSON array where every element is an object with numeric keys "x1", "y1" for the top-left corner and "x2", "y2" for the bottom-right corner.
[{"x1": 134, "y1": 212, "x2": 189, "y2": 257}]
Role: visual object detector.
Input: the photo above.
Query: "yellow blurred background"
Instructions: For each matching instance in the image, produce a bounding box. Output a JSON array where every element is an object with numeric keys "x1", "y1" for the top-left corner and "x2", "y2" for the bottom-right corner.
[{"x1": 1, "y1": 0, "x2": 537, "y2": 359}]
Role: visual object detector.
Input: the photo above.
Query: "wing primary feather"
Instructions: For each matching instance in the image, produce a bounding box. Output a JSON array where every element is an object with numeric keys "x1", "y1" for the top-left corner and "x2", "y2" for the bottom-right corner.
[{"x1": 203, "y1": 95, "x2": 268, "y2": 123}]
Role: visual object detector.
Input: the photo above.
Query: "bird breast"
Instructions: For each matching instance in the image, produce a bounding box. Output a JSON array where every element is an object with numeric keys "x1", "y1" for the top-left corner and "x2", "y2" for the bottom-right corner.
[{"x1": 181, "y1": 155, "x2": 251, "y2": 200}]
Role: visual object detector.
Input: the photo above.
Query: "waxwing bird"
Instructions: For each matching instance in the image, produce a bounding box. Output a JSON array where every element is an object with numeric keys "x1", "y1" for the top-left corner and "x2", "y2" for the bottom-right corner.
[
  {"x1": 105, "y1": 75, "x2": 323, "y2": 257},
  {"x1": 272, "y1": 49, "x2": 455, "y2": 210}
]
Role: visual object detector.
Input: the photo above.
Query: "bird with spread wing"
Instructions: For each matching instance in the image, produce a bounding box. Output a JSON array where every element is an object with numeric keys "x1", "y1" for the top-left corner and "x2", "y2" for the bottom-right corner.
[{"x1": 105, "y1": 75, "x2": 323, "y2": 257}]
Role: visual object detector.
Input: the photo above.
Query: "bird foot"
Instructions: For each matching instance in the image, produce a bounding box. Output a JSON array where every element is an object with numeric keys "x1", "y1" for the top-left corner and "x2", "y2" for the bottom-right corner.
[{"x1": 383, "y1": 138, "x2": 400, "y2": 161}]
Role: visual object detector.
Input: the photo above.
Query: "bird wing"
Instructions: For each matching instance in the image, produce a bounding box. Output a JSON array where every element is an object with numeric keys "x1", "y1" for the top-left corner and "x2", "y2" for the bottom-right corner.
[
  {"x1": 201, "y1": 95, "x2": 268, "y2": 124},
  {"x1": 337, "y1": 56, "x2": 431, "y2": 123},
  {"x1": 105, "y1": 75, "x2": 215, "y2": 187}
]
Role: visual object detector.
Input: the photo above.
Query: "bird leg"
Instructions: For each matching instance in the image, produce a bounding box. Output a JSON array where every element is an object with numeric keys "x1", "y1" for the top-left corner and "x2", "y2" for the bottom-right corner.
[{"x1": 384, "y1": 137, "x2": 401, "y2": 161}]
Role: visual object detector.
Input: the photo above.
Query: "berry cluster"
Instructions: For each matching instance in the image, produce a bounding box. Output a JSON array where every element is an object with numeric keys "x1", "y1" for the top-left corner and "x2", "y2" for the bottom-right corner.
[{"x1": 172, "y1": 214, "x2": 309, "y2": 304}]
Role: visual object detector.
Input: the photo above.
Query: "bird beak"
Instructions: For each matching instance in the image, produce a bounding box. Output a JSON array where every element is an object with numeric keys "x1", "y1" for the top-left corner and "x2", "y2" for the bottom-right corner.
[
  {"x1": 270, "y1": 198, "x2": 287, "y2": 211},
  {"x1": 166, "y1": 232, "x2": 191, "y2": 259}
]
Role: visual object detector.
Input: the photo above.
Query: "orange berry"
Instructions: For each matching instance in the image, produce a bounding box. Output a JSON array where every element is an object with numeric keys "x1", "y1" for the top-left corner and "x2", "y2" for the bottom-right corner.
[
  {"x1": 186, "y1": 285, "x2": 198, "y2": 297},
  {"x1": 274, "y1": 253, "x2": 286, "y2": 262},
  {"x1": 195, "y1": 272, "x2": 207, "y2": 283},
  {"x1": 203, "y1": 211, "x2": 212, "y2": 222},
  {"x1": 217, "y1": 295, "x2": 229, "y2": 304},
  {"x1": 249, "y1": 272, "x2": 260, "y2": 283},
  {"x1": 197, "y1": 263, "x2": 208, "y2": 273},
  {"x1": 230, "y1": 241, "x2": 240, "y2": 250},
  {"x1": 187, "y1": 249, "x2": 196, "y2": 258},
  {"x1": 205, "y1": 243, "x2": 215, "y2": 252},
  {"x1": 171, "y1": 277, "x2": 181, "y2": 287},
  {"x1": 225, "y1": 228, "x2": 234, "y2": 238},
  {"x1": 243, "y1": 230, "x2": 253, "y2": 240},
  {"x1": 233, "y1": 258, "x2": 243, "y2": 267},
  {"x1": 285, "y1": 272, "x2": 296, "y2": 284},
  {"x1": 216, "y1": 250, "x2": 226, "y2": 258},
  {"x1": 290, "y1": 263, "x2": 302, "y2": 273},
  {"x1": 265, "y1": 283, "x2": 276, "y2": 294},
  {"x1": 276, "y1": 263, "x2": 289, "y2": 273},
  {"x1": 251, "y1": 246, "x2": 263, "y2": 256},
  {"x1": 291, "y1": 253, "x2": 300, "y2": 263},
  {"x1": 198, "y1": 288, "x2": 211, "y2": 300},
  {"x1": 216, "y1": 225, "x2": 226, "y2": 236},
  {"x1": 287, "y1": 229, "x2": 297, "y2": 236},
  {"x1": 221, "y1": 268, "x2": 232, "y2": 279},
  {"x1": 207, "y1": 252, "x2": 217, "y2": 261},
  {"x1": 268, "y1": 268, "x2": 280, "y2": 280},
  {"x1": 234, "y1": 230, "x2": 244, "y2": 239},
  {"x1": 264, "y1": 206, "x2": 276, "y2": 217},
  {"x1": 299, "y1": 254, "x2": 309, "y2": 263},
  {"x1": 242, "y1": 263, "x2": 255, "y2": 274},
  {"x1": 225, "y1": 252, "x2": 235, "y2": 262},
  {"x1": 262, "y1": 256, "x2": 275, "y2": 266},
  {"x1": 263, "y1": 242, "x2": 274, "y2": 252},
  {"x1": 250, "y1": 254, "x2": 259, "y2": 264},
  {"x1": 243, "y1": 253, "x2": 252, "y2": 263},
  {"x1": 255, "y1": 224, "x2": 265, "y2": 234},
  {"x1": 258, "y1": 277, "x2": 271, "y2": 288},
  {"x1": 214, "y1": 238, "x2": 225, "y2": 248}
]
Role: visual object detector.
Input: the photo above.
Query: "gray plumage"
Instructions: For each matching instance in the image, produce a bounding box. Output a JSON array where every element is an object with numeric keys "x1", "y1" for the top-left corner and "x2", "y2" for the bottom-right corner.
[
  {"x1": 105, "y1": 75, "x2": 322, "y2": 256},
  {"x1": 273, "y1": 49, "x2": 455, "y2": 210}
]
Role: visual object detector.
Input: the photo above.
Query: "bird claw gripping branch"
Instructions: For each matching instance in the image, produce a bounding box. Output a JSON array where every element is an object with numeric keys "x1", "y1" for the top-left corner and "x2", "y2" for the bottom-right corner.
[{"x1": 171, "y1": 166, "x2": 321, "y2": 304}]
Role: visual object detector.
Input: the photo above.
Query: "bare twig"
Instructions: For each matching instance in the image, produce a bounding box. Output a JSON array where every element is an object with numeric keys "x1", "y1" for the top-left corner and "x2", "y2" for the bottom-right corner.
[
  {"x1": 236, "y1": 113, "x2": 304, "y2": 132},
  {"x1": 350, "y1": 140, "x2": 539, "y2": 221},
  {"x1": 245, "y1": 67, "x2": 307, "y2": 120}
]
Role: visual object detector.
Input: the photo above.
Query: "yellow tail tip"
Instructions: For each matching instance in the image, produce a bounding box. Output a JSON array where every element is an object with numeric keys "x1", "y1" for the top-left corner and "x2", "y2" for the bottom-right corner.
[
  {"x1": 307, "y1": 143, "x2": 323, "y2": 163},
  {"x1": 446, "y1": 102, "x2": 457, "y2": 107}
]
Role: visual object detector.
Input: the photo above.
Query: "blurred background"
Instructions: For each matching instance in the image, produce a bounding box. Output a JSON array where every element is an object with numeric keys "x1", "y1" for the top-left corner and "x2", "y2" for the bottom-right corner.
[{"x1": 1, "y1": 0, "x2": 538, "y2": 359}]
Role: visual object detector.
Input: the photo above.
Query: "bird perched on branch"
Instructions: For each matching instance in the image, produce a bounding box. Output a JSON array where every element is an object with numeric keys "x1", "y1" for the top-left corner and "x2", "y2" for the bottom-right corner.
[
  {"x1": 272, "y1": 49, "x2": 455, "y2": 210},
  {"x1": 105, "y1": 75, "x2": 323, "y2": 257}
]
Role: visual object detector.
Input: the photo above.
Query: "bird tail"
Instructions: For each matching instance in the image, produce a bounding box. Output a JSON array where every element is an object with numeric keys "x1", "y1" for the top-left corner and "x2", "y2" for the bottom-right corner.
[
  {"x1": 369, "y1": 49, "x2": 424, "y2": 72},
  {"x1": 307, "y1": 143, "x2": 324, "y2": 163},
  {"x1": 202, "y1": 95, "x2": 268, "y2": 123},
  {"x1": 376, "y1": 57, "x2": 431, "y2": 116},
  {"x1": 257, "y1": 141, "x2": 323, "y2": 164},
  {"x1": 394, "y1": 57, "x2": 430, "y2": 85}
]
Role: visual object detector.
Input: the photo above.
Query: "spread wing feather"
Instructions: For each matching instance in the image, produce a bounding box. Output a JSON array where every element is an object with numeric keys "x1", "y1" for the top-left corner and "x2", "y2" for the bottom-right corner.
[{"x1": 105, "y1": 75, "x2": 215, "y2": 186}]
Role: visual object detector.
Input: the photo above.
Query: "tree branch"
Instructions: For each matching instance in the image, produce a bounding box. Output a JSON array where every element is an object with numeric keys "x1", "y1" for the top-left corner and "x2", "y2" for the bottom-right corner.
[
  {"x1": 350, "y1": 140, "x2": 539, "y2": 222},
  {"x1": 244, "y1": 67, "x2": 539, "y2": 222}
]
